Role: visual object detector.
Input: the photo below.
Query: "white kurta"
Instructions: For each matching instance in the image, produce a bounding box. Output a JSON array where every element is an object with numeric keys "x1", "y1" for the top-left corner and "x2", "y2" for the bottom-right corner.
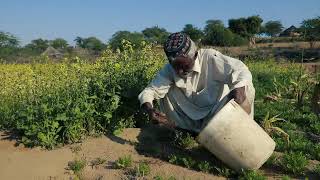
[{"x1": 138, "y1": 49, "x2": 255, "y2": 132}]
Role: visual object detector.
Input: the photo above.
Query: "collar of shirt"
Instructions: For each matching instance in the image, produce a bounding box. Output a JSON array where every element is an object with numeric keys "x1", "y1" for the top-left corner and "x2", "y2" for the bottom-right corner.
[{"x1": 191, "y1": 53, "x2": 201, "y2": 73}]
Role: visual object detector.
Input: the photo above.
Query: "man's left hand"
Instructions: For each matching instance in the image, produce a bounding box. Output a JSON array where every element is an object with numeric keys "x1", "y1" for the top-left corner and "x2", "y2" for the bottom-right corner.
[{"x1": 228, "y1": 86, "x2": 246, "y2": 104}]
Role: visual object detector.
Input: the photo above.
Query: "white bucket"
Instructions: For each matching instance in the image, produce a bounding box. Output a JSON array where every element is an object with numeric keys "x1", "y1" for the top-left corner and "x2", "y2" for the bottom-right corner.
[{"x1": 197, "y1": 99, "x2": 275, "y2": 171}]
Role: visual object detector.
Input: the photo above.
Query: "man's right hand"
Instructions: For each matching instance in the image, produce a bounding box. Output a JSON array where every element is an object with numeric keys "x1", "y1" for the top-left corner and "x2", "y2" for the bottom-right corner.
[{"x1": 141, "y1": 102, "x2": 175, "y2": 128}]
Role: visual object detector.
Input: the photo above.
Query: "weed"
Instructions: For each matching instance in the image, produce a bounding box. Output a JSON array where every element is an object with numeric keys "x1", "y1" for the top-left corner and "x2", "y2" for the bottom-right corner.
[
  {"x1": 261, "y1": 112, "x2": 289, "y2": 144},
  {"x1": 173, "y1": 130, "x2": 197, "y2": 149},
  {"x1": 114, "y1": 155, "x2": 132, "y2": 169},
  {"x1": 135, "y1": 162, "x2": 151, "y2": 177},
  {"x1": 68, "y1": 158, "x2": 87, "y2": 175},
  {"x1": 168, "y1": 154, "x2": 195, "y2": 169},
  {"x1": 314, "y1": 164, "x2": 320, "y2": 175},
  {"x1": 281, "y1": 175, "x2": 291, "y2": 180},
  {"x1": 197, "y1": 161, "x2": 212, "y2": 173},
  {"x1": 239, "y1": 170, "x2": 267, "y2": 180},
  {"x1": 280, "y1": 151, "x2": 308, "y2": 175},
  {"x1": 213, "y1": 166, "x2": 235, "y2": 177}
]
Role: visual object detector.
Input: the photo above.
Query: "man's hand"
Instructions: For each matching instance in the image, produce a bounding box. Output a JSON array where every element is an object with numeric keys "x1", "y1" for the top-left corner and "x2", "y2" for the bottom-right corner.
[
  {"x1": 228, "y1": 86, "x2": 246, "y2": 104},
  {"x1": 228, "y1": 86, "x2": 251, "y2": 114},
  {"x1": 142, "y1": 102, "x2": 175, "y2": 129}
]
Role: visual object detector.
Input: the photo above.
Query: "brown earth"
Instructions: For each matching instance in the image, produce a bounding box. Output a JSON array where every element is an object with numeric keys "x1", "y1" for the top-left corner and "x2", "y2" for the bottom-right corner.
[
  {"x1": 0, "y1": 127, "x2": 225, "y2": 180},
  {"x1": 0, "y1": 126, "x2": 318, "y2": 180}
]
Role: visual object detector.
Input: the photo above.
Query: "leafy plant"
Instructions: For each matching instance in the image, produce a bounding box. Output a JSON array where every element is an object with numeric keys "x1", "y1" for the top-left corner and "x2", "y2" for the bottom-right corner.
[
  {"x1": 280, "y1": 151, "x2": 308, "y2": 175},
  {"x1": 114, "y1": 155, "x2": 133, "y2": 169},
  {"x1": 134, "y1": 162, "x2": 151, "y2": 177},
  {"x1": 197, "y1": 161, "x2": 212, "y2": 173},
  {"x1": 173, "y1": 130, "x2": 197, "y2": 149},
  {"x1": 314, "y1": 163, "x2": 320, "y2": 175},
  {"x1": 281, "y1": 175, "x2": 291, "y2": 180},
  {"x1": 239, "y1": 170, "x2": 267, "y2": 180},
  {"x1": 68, "y1": 158, "x2": 87, "y2": 175},
  {"x1": 261, "y1": 112, "x2": 289, "y2": 144}
]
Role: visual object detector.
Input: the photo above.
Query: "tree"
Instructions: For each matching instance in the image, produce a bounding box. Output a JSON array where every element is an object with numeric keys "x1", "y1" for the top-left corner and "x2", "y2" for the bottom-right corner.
[
  {"x1": 24, "y1": 38, "x2": 49, "y2": 53},
  {"x1": 50, "y1": 38, "x2": 68, "y2": 50},
  {"x1": 109, "y1": 31, "x2": 145, "y2": 50},
  {"x1": 142, "y1": 26, "x2": 169, "y2": 45},
  {"x1": 263, "y1": 21, "x2": 283, "y2": 37},
  {"x1": 182, "y1": 24, "x2": 204, "y2": 43},
  {"x1": 202, "y1": 20, "x2": 247, "y2": 46},
  {"x1": 74, "y1": 36, "x2": 105, "y2": 52},
  {"x1": 74, "y1": 36, "x2": 85, "y2": 48},
  {"x1": 83, "y1": 37, "x2": 105, "y2": 52},
  {"x1": 0, "y1": 31, "x2": 20, "y2": 60},
  {"x1": 0, "y1": 31, "x2": 19, "y2": 48},
  {"x1": 228, "y1": 15, "x2": 263, "y2": 45},
  {"x1": 301, "y1": 16, "x2": 320, "y2": 48}
]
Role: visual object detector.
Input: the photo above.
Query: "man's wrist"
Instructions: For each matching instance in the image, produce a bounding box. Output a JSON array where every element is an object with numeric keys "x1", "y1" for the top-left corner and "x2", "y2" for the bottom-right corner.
[{"x1": 142, "y1": 102, "x2": 154, "y2": 114}]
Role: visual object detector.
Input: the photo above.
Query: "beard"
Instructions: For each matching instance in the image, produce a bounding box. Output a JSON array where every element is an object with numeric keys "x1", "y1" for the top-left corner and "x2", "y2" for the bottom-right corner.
[{"x1": 178, "y1": 71, "x2": 192, "y2": 79}]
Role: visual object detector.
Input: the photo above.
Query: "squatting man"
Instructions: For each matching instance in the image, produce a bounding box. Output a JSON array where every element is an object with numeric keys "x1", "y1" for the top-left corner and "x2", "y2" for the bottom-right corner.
[{"x1": 138, "y1": 32, "x2": 255, "y2": 133}]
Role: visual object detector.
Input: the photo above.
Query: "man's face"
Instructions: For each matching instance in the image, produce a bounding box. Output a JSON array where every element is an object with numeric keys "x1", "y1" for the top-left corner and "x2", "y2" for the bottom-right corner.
[{"x1": 170, "y1": 55, "x2": 195, "y2": 79}]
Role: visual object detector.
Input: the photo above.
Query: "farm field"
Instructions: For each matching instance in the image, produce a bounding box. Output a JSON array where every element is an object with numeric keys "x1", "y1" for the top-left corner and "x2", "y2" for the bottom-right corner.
[{"x1": 0, "y1": 42, "x2": 319, "y2": 179}]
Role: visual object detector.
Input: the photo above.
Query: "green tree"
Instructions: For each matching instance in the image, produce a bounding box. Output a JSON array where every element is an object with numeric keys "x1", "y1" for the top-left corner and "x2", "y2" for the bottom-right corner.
[
  {"x1": 228, "y1": 15, "x2": 263, "y2": 45},
  {"x1": 182, "y1": 24, "x2": 204, "y2": 43},
  {"x1": 0, "y1": 31, "x2": 20, "y2": 60},
  {"x1": 74, "y1": 36, "x2": 85, "y2": 48},
  {"x1": 74, "y1": 36, "x2": 105, "y2": 52},
  {"x1": 0, "y1": 31, "x2": 19, "y2": 48},
  {"x1": 109, "y1": 31, "x2": 145, "y2": 50},
  {"x1": 263, "y1": 20, "x2": 283, "y2": 37},
  {"x1": 24, "y1": 38, "x2": 49, "y2": 53},
  {"x1": 203, "y1": 20, "x2": 247, "y2": 46},
  {"x1": 50, "y1": 38, "x2": 69, "y2": 50},
  {"x1": 83, "y1": 37, "x2": 105, "y2": 52},
  {"x1": 301, "y1": 16, "x2": 320, "y2": 48},
  {"x1": 142, "y1": 26, "x2": 169, "y2": 45}
]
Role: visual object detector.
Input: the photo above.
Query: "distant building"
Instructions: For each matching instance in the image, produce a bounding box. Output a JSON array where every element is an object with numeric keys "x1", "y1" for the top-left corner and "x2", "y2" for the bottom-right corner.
[
  {"x1": 279, "y1": 25, "x2": 301, "y2": 37},
  {"x1": 42, "y1": 46, "x2": 63, "y2": 59}
]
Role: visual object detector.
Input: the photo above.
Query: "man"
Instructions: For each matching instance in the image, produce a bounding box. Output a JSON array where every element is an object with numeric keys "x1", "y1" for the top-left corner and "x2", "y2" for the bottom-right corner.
[{"x1": 138, "y1": 32, "x2": 255, "y2": 133}]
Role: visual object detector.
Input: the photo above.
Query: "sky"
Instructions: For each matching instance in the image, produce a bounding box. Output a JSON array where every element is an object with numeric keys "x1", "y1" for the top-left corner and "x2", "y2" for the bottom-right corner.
[{"x1": 1, "y1": 0, "x2": 319, "y2": 45}]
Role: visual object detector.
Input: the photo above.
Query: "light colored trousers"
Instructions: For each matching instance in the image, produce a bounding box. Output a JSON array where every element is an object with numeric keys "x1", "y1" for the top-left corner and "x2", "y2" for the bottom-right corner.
[{"x1": 159, "y1": 84, "x2": 255, "y2": 133}]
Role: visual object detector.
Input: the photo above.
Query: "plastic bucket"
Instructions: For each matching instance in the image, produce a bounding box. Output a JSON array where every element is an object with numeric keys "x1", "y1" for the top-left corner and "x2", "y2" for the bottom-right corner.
[{"x1": 197, "y1": 99, "x2": 275, "y2": 171}]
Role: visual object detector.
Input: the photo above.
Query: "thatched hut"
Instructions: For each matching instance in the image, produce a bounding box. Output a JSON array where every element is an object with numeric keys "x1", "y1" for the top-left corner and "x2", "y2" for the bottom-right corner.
[
  {"x1": 279, "y1": 25, "x2": 301, "y2": 37},
  {"x1": 42, "y1": 46, "x2": 63, "y2": 59}
]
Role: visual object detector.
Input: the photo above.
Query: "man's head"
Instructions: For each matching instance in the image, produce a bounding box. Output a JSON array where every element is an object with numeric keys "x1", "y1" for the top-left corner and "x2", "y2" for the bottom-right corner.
[{"x1": 164, "y1": 32, "x2": 198, "y2": 78}]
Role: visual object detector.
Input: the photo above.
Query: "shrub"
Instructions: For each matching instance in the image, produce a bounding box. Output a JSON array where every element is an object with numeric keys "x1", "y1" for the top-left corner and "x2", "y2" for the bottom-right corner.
[
  {"x1": 114, "y1": 155, "x2": 133, "y2": 169},
  {"x1": 135, "y1": 162, "x2": 151, "y2": 177},
  {"x1": 280, "y1": 151, "x2": 308, "y2": 175},
  {"x1": 239, "y1": 170, "x2": 267, "y2": 180}
]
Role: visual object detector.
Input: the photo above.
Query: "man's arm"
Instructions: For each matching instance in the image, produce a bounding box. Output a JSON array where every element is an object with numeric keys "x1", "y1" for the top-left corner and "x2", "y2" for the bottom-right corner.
[
  {"x1": 138, "y1": 64, "x2": 175, "y2": 127},
  {"x1": 218, "y1": 52, "x2": 253, "y2": 114},
  {"x1": 138, "y1": 63, "x2": 173, "y2": 106}
]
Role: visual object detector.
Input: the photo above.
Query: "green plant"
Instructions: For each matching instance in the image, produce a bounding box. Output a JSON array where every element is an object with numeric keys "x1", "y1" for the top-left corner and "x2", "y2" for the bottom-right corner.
[
  {"x1": 280, "y1": 151, "x2": 308, "y2": 175},
  {"x1": 68, "y1": 158, "x2": 87, "y2": 175},
  {"x1": 261, "y1": 112, "x2": 289, "y2": 144},
  {"x1": 197, "y1": 161, "x2": 212, "y2": 173},
  {"x1": 173, "y1": 130, "x2": 196, "y2": 149},
  {"x1": 135, "y1": 162, "x2": 151, "y2": 177},
  {"x1": 213, "y1": 166, "x2": 235, "y2": 177},
  {"x1": 168, "y1": 154, "x2": 196, "y2": 169},
  {"x1": 239, "y1": 170, "x2": 267, "y2": 180},
  {"x1": 114, "y1": 155, "x2": 132, "y2": 169},
  {"x1": 314, "y1": 164, "x2": 320, "y2": 175},
  {"x1": 281, "y1": 175, "x2": 291, "y2": 180}
]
